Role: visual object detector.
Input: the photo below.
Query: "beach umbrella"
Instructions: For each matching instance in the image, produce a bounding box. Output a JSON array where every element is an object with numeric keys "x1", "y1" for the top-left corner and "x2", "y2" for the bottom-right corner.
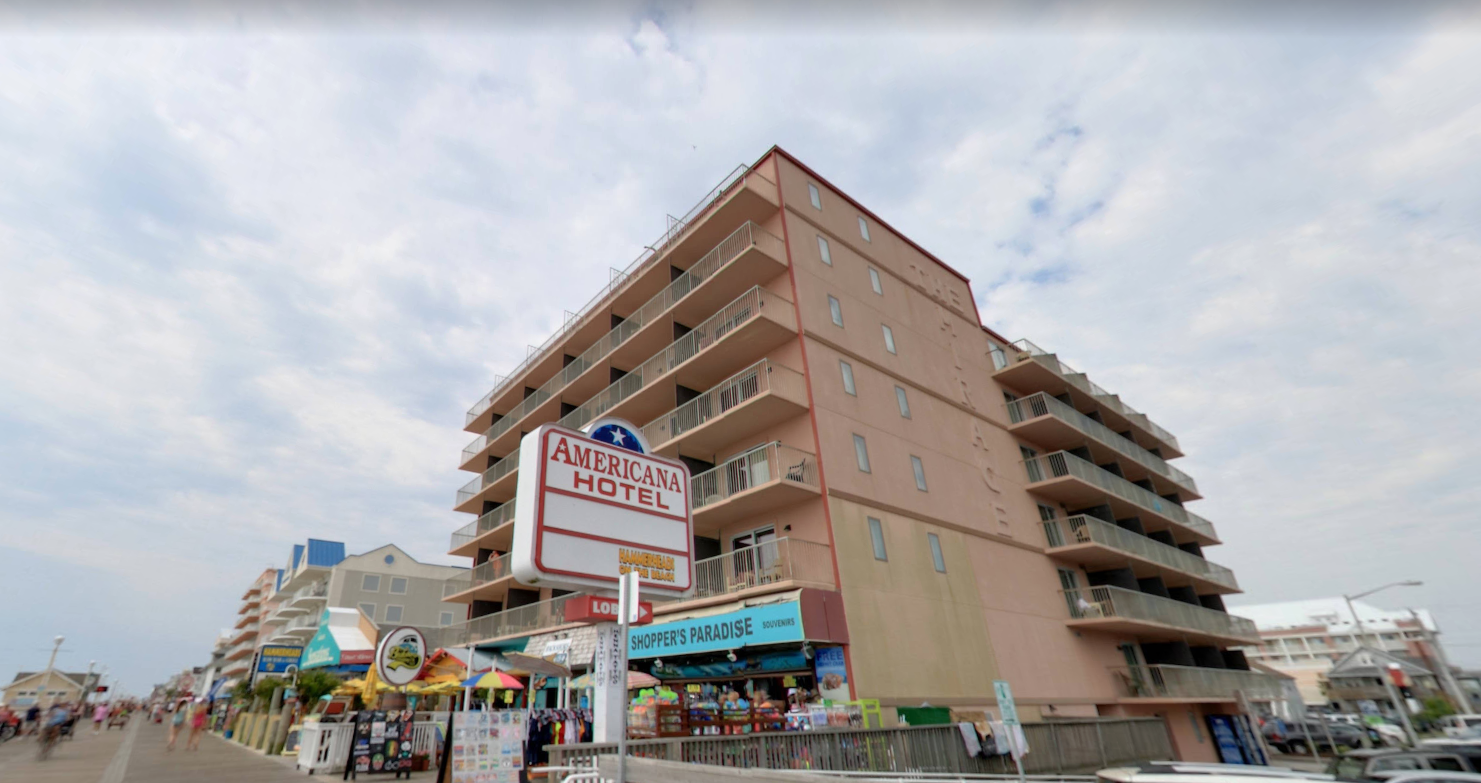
[{"x1": 461, "y1": 670, "x2": 524, "y2": 690}]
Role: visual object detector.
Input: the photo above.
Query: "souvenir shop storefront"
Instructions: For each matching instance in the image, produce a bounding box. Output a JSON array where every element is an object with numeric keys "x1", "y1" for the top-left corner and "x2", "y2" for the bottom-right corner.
[
  {"x1": 623, "y1": 589, "x2": 856, "y2": 737},
  {"x1": 299, "y1": 608, "x2": 377, "y2": 676}
]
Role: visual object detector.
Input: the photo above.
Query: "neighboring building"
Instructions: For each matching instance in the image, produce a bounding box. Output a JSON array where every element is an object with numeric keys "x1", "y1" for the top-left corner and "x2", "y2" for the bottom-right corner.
[
  {"x1": 219, "y1": 567, "x2": 279, "y2": 680},
  {"x1": 1233, "y1": 598, "x2": 1471, "y2": 710},
  {"x1": 263, "y1": 540, "x2": 467, "y2": 667},
  {"x1": 1323, "y1": 647, "x2": 1446, "y2": 720},
  {"x1": 440, "y1": 147, "x2": 1270, "y2": 762},
  {"x1": 2, "y1": 670, "x2": 100, "y2": 708}
]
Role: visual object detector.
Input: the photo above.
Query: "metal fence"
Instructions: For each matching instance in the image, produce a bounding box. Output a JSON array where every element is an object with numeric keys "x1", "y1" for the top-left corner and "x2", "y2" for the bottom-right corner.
[{"x1": 547, "y1": 718, "x2": 1173, "y2": 775}]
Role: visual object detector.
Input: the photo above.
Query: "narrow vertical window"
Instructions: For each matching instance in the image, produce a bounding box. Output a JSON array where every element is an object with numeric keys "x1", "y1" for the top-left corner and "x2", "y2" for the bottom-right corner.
[
  {"x1": 828, "y1": 295, "x2": 844, "y2": 327},
  {"x1": 928, "y1": 533, "x2": 946, "y2": 573},
  {"x1": 869, "y1": 267, "x2": 882, "y2": 295},
  {"x1": 911, "y1": 455, "x2": 927, "y2": 491},
  {"x1": 868, "y1": 517, "x2": 888, "y2": 561},
  {"x1": 840, "y1": 361, "x2": 856, "y2": 396},
  {"x1": 894, "y1": 386, "x2": 911, "y2": 418},
  {"x1": 808, "y1": 183, "x2": 822, "y2": 210},
  {"x1": 853, "y1": 434, "x2": 871, "y2": 473},
  {"x1": 817, "y1": 235, "x2": 832, "y2": 265},
  {"x1": 882, "y1": 324, "x2": 897, "y2": 354},
  {"x1": 858, "y1": 216, "x2": 871, "y2": 242}
]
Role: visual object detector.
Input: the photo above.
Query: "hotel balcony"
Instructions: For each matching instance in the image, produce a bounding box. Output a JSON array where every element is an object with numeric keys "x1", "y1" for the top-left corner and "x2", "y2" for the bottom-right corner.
[
  {"x1": 242, "y1": 585, "x2": 261, "y2": 600},
  {"x1": 449, "y1": 538, "x2": 836, "y2": 647},
  {"x1": 641, "y1": 360, "x2": 809, "y2": 459},
  {"x1": 271, "y1": 580, "x2": 329, "y2": 619},
  {"x1": 460, "y1": 222, "x2": 788, "y2": 471},
  {"x1": 269, "y1": 613, "x2": 320, "y2": 643},
  {"x1": 691, "y1": 442, "x2": 820, "y2": 537},
  {"x1": 1111, "y1": 664, "x2": 1283, "y2": 703},
  {"x1": 442, "y1": 553, "x2": 514, "y2": 604},
  {"x1": 449, "y1": 501, "x2": 517, "y2": 558},
  {"x1": 225, "y1": 640, "x2": 256, "y2": 661},
  {"x1": 1043, "y1": 515, "x2": 1239, "y2": 595},
  {"x1": 995, "y1": 339, "x2": 1183, "y2": 459},
  {"x1": 1062, "y1": 585, "x2": 1260, "y2": 647},
  {"x1": 465, "y1": 165, "x2": 781, "y2": 433},
  {"x1": 1007, "y1": 392, "x2": 1199, "y2": 499},
  {"x1": 455, "y1": 285, "x2": 798, "y2": 514},
  {"x1": 1023, "y1": 451, "x2": 1219, "y2": 545},
  {"x1": 229, "y1": 622, "x2": 260, "y2": 645}
]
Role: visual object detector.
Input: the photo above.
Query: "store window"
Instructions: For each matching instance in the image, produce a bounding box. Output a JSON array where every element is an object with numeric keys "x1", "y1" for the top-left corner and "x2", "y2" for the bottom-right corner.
[
  {"x1": 362, "y1": 574, "x2": 380, "y2": 592},
  {"x1": 853, "y1": 434, "x2": 871, "y2": 473},
  {"x1": 858, "y1": 216, "x2": 871, "y2": 242},
  {"x1": 882, "y1": 324, "x2": 897, "y2": 354},
  {"x1": 911, "y1": 455, "x2": 928, "y2": 491},
  {"x1": 389, "y1": 577, "x2": 408, "y2": 595},
  {"x1": 928, "y1": 533, "x2": 946, "y2": 573},
  {"x1": 359, "y1": 602, "x2": 376, "y2": 618},
  {"x1": 828, "y1": 295, "x2": 843, "y2": 327},
  {"x1": 894, "y1": 386, "x2": 910, "y2": 418},
  {"x1": 808, "y1": 183, "x2": 822, "y2": 210},
  {"x1": 840, "y1": 361, "x2": 856, "y2": 396},
  {"x1": 817, "y1": 235, "x2": 832, "y2": 265},
  {"x1": 385, "y1": 605, "x2": 404, "y2": 623},
  {"x1": 440, "y1": 611, "x2": 455, "y2": 626},
  {"x1": 867, "y1": 517, "x2": 888, "y2": 561},
  {"x1": 869, "y1": 267, "x2": 882, "y2": 295}
]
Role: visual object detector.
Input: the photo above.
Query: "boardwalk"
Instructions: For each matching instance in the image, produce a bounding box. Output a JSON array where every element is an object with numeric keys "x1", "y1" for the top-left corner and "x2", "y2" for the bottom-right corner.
[{"x1": 0, "y1": 718, "x2": 434, "y2": 782}]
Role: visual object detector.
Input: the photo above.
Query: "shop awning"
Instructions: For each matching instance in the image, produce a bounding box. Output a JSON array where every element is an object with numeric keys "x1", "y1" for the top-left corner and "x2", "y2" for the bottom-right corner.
[
  {"x1": 207, "y1": 678, "x2": 237, "y2": 701},
  {"x1": 521, "y1": 626, "x2": 598, "y2": 668}
]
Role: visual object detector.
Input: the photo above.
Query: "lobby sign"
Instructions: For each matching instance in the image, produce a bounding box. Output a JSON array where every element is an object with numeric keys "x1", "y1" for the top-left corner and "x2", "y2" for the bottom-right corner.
[
  {"x1": 375, "y1": 626, "x2": 427, "y2": 687},
  {"x1": 627, "y1": 602, "x2": 804, "y2": 659},
  {"x1": 565, "y1": 594, "x2": 655, "y2": 626},
  {"x1": 512, "y1": 421, "x2": 693, "y2": 596},
  {"x1": 257, "y1": 645, "x2": 304, "y2": 673}
]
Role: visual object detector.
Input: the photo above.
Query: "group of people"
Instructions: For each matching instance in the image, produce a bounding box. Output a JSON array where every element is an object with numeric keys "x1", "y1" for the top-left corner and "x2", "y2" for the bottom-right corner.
[{"x1": 158, "y1": 697, "x2": 209, "y2": 751}]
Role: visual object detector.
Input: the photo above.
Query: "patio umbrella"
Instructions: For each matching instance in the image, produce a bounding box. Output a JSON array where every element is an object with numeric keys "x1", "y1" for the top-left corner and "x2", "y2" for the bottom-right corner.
[
  {"x1": 567, "y1": 671, "x2": 660, "y2": 690},
  {"x1": 461, "y1": 670, "x2": 525, "y2": 690}
]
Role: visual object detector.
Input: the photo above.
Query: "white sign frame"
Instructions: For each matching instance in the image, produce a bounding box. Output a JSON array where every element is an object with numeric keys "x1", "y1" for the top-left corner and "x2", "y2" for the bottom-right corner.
[
  {"x1": 375, "y1": 626, "x2": 428, "y2": 688},
  {"x1": 512, "y1": 422, "x2": 694, "y2": 596}
]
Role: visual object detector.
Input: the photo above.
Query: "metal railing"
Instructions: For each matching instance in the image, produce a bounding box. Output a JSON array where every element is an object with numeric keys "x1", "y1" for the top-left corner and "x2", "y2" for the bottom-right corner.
[
  {"x1": 640, "y1": 360, "x2": 801, "y2": 449},
  {"x1": 456, "y1": 446, "x2": 521, "y2": 507},
  {"x1": 1043, "y1": 516, "x2": 1237, "y2": 591},
  {"x1": 449, "y1": 501, "x2": 516, "y2": 552},
  {"x1": 279, "y1": 613, "x2": 320, "y2": 633},
  {"x1": 290, "y1": 580, "x2": 328, "y2": 604},
  {"x1": 1007, "y1": 393, "x2": 1198, "y2": 495},
  {"x1": 1006, "y1": 340, "x2": 1181, "y2": 453},
  {"x1": 444, "y1": 553, "x2": 513, "y2": 598},
  {"x1": 459, "y1": 592, "x2": 580, "y2": 645},
  {"x1": 691, "y1": 442, "x2": 818, "y2": 511},
  {"x1": 465, "y1": 165, "x2": 773, "y2": 426},
  {"x1": 1062, "y1": 585, "x2": 1259, "y2": 642},
  {"x1": 691, "y1": 537, "x2": 835, "y2": 599},
  {"x1": 1112, "y1": 664, "x2": 1283, "y2": 700},
  {"x1": 1022, "y1": 451, "x2": 1217, "y2": 541},
  {"x1": 547, "y1": 717, "x2": 1173, "y2": 775}
]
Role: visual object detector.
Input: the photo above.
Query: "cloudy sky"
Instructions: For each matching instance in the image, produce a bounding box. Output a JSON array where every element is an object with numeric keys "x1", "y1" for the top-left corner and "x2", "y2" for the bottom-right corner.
[{"x1": 2, "y1": 2, "x2": 1479, "y2": 695}]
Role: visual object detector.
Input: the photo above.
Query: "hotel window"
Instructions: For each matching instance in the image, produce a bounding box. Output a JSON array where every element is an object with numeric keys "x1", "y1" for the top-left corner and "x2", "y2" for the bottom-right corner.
[
  {"x1": 389, "y1": 577, "x2": 408, "y2": 595},
  {"x1": 988, "y1": 341, "x2": 1009, "y2": 370},
  {"x1": 359, "y1": 602, "x2": 376, "y2": 618},
  {"x1": 858, "y1": 216, "x2": 871, "y2": 242},
  {"x1": 869, "y1": 267, "x2": 882, "y2": 295},
  {"x1": 853, "y1": 434, "x2": 871, "y2": 473},
  {"x1": 817, "y1": 235, "x2": 832, "y2": 265},
  {"x1": 362, "y1": 574, "x2": 380, "y2": 592},
  {"x1": 828, "y1": 295, "x2": 844, "y2": 327},
  {"x1": 928, "y1": 533, "x2": 946, "y2": 573},
  {"x1": 840, "y1": 361, "x2": 857, "y2": 396},
  {"x1": 882, "y1": 324, "x2": 897, "y2": 354},
  {"x1": 867, "y1": 516, "x2": 888, "y2": 561},
  {"x1": 911, "y1": 455, "x2": 928, "y2": 491},
  {"x1": 808, "y1": 183, "x2": 822, "y2": 210},
  {"x1": 894, "y1": 386, "x2": 911, "y2": 418},
  {"x1": 1038, "y1": 504, "x2": 1058, "y2": 521},
  {"x1": 440, "y1": 611, "x2": 455, "y2": 626},
  {"x1": 384, "y1": 605, "x2": 404, "y2": 623}
]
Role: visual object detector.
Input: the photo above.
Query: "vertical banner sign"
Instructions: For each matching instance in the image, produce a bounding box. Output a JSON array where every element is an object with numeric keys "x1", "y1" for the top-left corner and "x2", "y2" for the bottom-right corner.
[{"x1": 993, "y1": 680, "x2": 1019, "y2": 725}]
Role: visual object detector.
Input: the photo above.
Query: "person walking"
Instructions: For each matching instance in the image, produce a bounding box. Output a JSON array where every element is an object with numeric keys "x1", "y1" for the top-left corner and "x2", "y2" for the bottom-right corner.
[
  {"x1": 186, "y1": 702, "x2": 206, "y2": 751},
  {"x1": 92, "y1": 701, "x2": 109, "y2": 735},
  {"x1": 166, "y1": 699, "x2": 188, "y2": 751}
]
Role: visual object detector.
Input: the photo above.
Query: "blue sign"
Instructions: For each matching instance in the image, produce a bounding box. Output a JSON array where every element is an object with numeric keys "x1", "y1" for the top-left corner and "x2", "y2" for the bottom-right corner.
[
  {"x1": 628, "y1": 602, "x2": 804, "y2": 659},
  {"x1": 257, "y1": 645, "x2": 304, "y2": 673},
  {"x1": 815, "y1": 646, "x2": 850, "y2": 701},
  {"x1": 586, "y1": 417, "x2": 647, "y2": 454},
  {"x1": 1207, "y1": 715, "x2": 1247, "y2": 765}
]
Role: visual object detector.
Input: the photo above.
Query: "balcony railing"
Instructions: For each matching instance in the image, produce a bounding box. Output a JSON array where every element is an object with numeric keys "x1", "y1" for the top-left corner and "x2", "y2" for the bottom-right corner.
[
  {"x1": 1023, "y1": 451, "x2": 1217, "y2": 541},
  {"x1": 279, "y1": 613, "x2": 320, "y2": 634},
  {"x1": 291, "y1": 580, "x2": 328, "y2": 604},
  {"x1": 444, "y1": 553, "x2": 513, "y2": 598},
  {"x1": 1062, "y1": 585, "x2": 1259, "y2": 643},
  {"x1": 457, "y1": 286, "x2": 789, "y2": 509},
  {"x1": 692, "y1": 442, "x2": 818, "y2": 511},
  {"x1": 1003, "y1": 339, "x2": 1181, "y2": 453},
  {"x1": 1043, "y1": 516, "x2": 1237, "y2": 591},
  {"x1": 450, "y1": 502, "x2": 517, "y2": 553},
  {"x1": 640, "y1": 359, "x2": 799, "y2": 449},
  {"x1": 1007, "y1": 393, "x2": 1198, "y2": 495},
  {"x1": 462, "y1": 592, "x2": 581, "y2": 645},
  {"x1": 461, "y1": 222, "x2": 785, "y2": 465},
  {"x1": 691, "y1": 537, "x2": 835, "y2": 600},
  {"x1": 1112, "y1": 664, "x2": 1283, "y2": 701},
  {"x1": 466, "y1": 164, "x2": 769, "y2": 426}
]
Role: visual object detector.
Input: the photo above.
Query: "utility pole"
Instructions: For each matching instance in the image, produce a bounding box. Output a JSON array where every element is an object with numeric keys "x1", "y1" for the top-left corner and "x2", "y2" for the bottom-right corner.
[
  {"x1": 36, "y1": 636, "x2": 64, "y2": 711},
  {"x1": 1407, "y1": 608, "x2": 1469, "y2": 711},
  {"x1": 83, "y1": 660, "x2": 96, "y2": 708}
]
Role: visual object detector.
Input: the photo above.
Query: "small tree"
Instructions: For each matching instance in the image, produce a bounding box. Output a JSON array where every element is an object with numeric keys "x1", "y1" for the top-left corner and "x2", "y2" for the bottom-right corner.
[
  {"x1": 254, "y1": 676, "x2": 287, "y2": 702},
  {"x1": 231, "y1": 679, "x2": 253, "y2": 702},
  {"x1": 1420, "y1": 696, "x2": 1457, "y2": 724},
  {"x1": 295, "y1": 670, "x2": 342, "y2": 706}
]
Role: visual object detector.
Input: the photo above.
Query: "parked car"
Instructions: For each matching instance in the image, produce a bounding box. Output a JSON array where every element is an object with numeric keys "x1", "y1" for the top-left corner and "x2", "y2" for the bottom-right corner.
[
  {"x1": 1098, "y1": 762, "x2": 1334, "y2": 783},
  {"x1": 1374, "y1": 773, "x2": 1481, "y2": 783},
  {"x1": 1267, "y1": 720, "x2": 1371, "y2": 754},
  {"x1": 1440, "y1": 717, "x2": 1481, "y2": 740},
  {"x1": 1328, "y1": 748, "x2": 1481, "y2": 781}
]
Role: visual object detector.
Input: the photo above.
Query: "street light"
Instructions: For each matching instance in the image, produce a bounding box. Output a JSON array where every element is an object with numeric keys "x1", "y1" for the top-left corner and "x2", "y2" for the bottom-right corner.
[
  {"x1": 1344, "y1": 581, "x2": 1423, "y2": 649},
  {"x1": 37, "y1": 635, "x2": 64, "y2": 710}
]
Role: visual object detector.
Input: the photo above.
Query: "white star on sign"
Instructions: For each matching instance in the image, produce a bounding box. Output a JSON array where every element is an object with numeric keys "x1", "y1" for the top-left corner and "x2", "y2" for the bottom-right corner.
[{"x1": 608, "y1": 428, "x2": 626, "y2": 445}]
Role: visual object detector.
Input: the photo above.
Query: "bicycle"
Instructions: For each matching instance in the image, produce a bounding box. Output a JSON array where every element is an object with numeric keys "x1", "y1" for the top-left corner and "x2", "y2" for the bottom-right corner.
[{"x1": 37, "y1": 725, "x2": 60, "y2": 761}]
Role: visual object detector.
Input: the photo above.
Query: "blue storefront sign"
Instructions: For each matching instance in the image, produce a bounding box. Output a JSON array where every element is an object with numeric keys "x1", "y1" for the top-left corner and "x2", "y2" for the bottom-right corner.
[
  {"x1": 257, "y1": 645, "x2": 304, "y2": 674},
  {"x1": 628, "y1": 602, "x2": 804, "y2": 659}
]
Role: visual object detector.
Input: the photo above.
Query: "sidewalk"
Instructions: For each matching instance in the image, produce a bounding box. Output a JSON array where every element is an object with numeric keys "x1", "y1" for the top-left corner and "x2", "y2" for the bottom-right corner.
[
  {"x1": 120, "y1": 720, "x2": 311, "y2": 782},
  {"x1": 0, "y1": 720, "x2": 131, "y2": 782}
]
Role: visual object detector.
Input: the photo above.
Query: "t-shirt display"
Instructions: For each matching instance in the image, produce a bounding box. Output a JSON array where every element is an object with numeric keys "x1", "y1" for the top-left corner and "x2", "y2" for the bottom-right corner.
[
  {"x1": 348, "y1": 709, "x2": 414, "y2": 778},
  {"x1": 449, "y1": 709, "x2": 527, "y2": 783}
]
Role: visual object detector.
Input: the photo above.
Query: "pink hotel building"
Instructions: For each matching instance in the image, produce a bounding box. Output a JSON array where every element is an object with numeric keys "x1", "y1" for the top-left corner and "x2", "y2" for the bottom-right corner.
[{"x1": 439, "y1": 147, "x2": 1275, "y2": 761}]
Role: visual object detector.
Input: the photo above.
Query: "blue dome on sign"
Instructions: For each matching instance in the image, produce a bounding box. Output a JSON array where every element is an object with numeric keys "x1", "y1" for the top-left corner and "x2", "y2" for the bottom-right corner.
[{"x1": 588, "y1": 420, "x2": 646, "y2": 454}]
